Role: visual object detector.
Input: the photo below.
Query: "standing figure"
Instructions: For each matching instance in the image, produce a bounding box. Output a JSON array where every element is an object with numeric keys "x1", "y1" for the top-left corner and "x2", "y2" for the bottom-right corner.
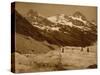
[
  {"x1": 87, "y1": 47, "x2": 89, "y2": 52},
  {"x1": 61, "y1": 47, "x2": 64, "y2": 53}
]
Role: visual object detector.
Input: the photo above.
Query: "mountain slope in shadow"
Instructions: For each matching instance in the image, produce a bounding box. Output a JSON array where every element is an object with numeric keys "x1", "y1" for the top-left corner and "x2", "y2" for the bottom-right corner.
[{"x1": 14, "y1": 10, "x2": 97, "y2": 54}]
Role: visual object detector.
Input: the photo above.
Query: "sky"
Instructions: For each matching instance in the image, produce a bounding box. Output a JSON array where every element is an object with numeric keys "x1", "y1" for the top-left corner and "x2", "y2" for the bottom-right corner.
[{"x1": 15, "y1": 2, "x2": 97, "y2": 21}]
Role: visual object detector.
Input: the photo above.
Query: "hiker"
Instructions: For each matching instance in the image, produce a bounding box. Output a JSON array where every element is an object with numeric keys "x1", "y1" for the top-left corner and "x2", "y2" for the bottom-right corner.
[
  {"x1": 61, "y1": 47, "x2": 64, "y2": 53},
  {"x1": 87, "y1": 47, "x2": 89, "y2": 52}
]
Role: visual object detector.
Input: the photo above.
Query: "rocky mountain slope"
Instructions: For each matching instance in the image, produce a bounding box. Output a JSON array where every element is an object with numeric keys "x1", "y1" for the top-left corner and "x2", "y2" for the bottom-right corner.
[
  {"x1": 13, "y1": 9, "x2": 97, "y2": 53},
  {"x1": 15, "y1": 11, "x2": 58, "y2": 54},
  {"x1": 25, "y1": 10, "x2": 97, "y2": 47}
]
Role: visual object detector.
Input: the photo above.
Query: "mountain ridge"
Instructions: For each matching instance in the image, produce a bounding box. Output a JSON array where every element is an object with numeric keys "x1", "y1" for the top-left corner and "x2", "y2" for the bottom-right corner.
[{"x1": 15, "y1": 10, "x2": 97, "y2": 48}]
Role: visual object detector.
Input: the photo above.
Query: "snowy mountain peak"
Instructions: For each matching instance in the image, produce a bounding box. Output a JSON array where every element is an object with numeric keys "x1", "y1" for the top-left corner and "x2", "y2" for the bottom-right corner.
[
  {"x1": 73, "y1": 11, "x2": 87, "y2": 21},
  {"x1": 73, "y1": 11, "x2": 85, "y2": 18},
  {"x1": 47, "y1": 14, "x2": 69, "y2": 25},
  {"x1": 26, "y1": 10, "x2": 96, "y2": 32},
  {"x1": 47, "y1": 16, "x2": 57, "y2": 23}
]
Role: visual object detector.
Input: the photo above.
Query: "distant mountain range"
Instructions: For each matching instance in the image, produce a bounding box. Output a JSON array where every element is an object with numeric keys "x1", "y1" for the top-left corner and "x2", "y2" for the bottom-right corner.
[
  {"x1": 14, "y1": 9, "x2": 97, "y2": 54},
  {"x1": 25, "y1": 10, "x2": 97, "y2": 46}
]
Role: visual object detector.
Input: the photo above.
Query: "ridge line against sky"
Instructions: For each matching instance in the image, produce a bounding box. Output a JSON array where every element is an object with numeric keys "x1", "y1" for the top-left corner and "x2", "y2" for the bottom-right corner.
[{"x1": 16, "y1": 2, "x2": 97, "y2": 21}]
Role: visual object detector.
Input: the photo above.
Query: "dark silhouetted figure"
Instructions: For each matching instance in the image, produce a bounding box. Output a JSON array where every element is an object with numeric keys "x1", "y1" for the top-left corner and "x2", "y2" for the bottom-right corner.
[
  {"x1": 61, "y1": 47, "x2": 64, "y2": 53},
  {"x1": 87, "y1": 47, "x2": 89, "y2": 52}
]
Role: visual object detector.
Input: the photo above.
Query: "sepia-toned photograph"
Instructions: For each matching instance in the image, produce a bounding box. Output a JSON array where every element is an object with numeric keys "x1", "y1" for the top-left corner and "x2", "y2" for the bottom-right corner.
[{"x1": 11, "y1": 2, "x2": 97, "y2": 73}]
